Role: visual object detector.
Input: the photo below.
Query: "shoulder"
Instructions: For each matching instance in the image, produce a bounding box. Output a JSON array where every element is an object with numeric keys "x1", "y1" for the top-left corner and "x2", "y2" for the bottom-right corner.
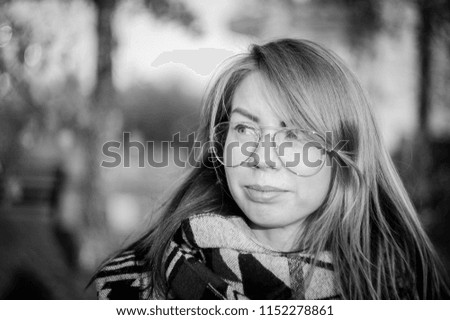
[{"x1": 95, "y1": 250, "x2": 152, "y2": 300}]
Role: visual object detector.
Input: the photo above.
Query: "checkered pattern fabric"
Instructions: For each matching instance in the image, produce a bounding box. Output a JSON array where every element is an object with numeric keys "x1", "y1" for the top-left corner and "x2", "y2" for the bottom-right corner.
[{"x1": 95, "y1": 213, "x2": 341, "y2": 300}]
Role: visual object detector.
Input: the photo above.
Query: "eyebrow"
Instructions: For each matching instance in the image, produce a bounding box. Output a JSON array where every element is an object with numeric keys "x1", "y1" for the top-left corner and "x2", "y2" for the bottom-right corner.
[
  {"x1": 231, "y1": 107, "x2": 287, "y2": 127},
  {"x1": 231, "y1": 108, "x2": 260, "y2": 123}
]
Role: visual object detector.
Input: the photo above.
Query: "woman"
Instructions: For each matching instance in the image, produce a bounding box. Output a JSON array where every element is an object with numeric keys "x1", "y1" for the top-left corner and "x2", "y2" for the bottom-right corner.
[{"x1": 94, "y1": 38, "x2": 449, "y2": 299}]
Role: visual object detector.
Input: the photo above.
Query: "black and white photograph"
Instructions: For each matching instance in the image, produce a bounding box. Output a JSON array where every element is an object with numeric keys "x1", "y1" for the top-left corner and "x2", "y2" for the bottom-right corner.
[{"x1": 0, "y1": 0, "x2": 449, "y2": 310}]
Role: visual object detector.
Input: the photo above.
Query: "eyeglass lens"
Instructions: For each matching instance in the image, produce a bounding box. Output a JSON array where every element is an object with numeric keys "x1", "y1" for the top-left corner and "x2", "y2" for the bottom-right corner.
[{"x1": 213, "y1": 122, "x2": 326, "y2": 176}]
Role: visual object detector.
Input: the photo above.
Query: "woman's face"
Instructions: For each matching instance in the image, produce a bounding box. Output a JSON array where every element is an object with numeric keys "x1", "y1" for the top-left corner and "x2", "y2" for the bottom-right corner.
[{"x1": 224, "y1": 72, "x2": 332, "y2": 251}]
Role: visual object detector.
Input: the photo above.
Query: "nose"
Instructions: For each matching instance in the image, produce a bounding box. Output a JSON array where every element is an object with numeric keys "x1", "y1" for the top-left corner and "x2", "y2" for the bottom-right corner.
[{"x1": 249, "y1": 132, "x2": 282, "y2": 170}]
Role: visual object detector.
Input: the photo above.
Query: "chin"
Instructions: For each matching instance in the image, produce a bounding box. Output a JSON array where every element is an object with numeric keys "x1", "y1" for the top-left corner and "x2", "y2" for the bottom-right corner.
[{"x1": 244, "y1": 211, "x2": 290, "y2": 229}]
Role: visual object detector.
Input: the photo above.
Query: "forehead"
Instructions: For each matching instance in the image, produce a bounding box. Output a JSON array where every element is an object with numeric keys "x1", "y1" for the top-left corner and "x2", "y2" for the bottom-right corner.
[{"x1": 230, "y1": 72, "x2": 286, "y2": 126}]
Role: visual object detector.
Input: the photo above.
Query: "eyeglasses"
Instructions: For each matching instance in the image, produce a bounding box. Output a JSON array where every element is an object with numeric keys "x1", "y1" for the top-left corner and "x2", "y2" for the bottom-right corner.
[{"x1": 211, "y1": 121, "x2": 328, "y2": 176}]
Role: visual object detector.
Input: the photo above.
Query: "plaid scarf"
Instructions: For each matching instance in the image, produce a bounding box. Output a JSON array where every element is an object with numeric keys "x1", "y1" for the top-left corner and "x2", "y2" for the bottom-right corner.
[{"x1": 164, "y1": 213, "x2": 340, "y2": 300}]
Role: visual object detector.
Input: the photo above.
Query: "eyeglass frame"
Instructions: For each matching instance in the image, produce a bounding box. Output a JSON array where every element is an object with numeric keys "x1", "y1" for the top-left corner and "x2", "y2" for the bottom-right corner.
[{"x1": 211, "y1": 121, "x2": 330, "y2": 177}]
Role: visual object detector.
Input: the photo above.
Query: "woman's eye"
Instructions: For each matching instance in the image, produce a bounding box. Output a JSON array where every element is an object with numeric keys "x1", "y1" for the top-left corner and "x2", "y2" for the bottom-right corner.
[{"x1": 234, "y1": 124, "x2": 252, "y2": 134}]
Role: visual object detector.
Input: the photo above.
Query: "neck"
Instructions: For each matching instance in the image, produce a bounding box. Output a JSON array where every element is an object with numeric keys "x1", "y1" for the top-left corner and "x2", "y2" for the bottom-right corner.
[{"x1": 248, "y1": 223, "x2": 303, "y2": 252}]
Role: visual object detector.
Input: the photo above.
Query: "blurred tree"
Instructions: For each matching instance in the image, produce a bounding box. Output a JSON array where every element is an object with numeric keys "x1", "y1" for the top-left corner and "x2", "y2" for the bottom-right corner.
[
  {"x1": 0, "y1": 7, "x2": 47, "y2": 200},
  {"x1": 143, "y1": 0, "x2": 199, "y2": 33},
  {"x1": 415, "y1": 0, "x2": 450, "y2": 137},
  {"x1": 415, "y1": 0, "x2": 450, "y2": 272},
  {"x1": 387, "y1": 0, "x2": 450, "y2": 273},
  {"x1": 83, "y1": 0, "x2": 199, "y2": 231},
  {"x1": 410, "y1": 0, "x2": 434, "y2": 208},
  {"x1": 402, "y1": 0, "x2": 450, "y2": 205},
  {"x1": 0, "y1": 0, "x2": 200, "y2": 269},
  {"x1": 228, "y1": 0, "x2": 383, "y2": 53},
  {"x1": 82, "y1": 0, "x2": 118, "y2": 229},
  {"x1": 315, "y1": 0, "x2": 383, "y2": 50}
]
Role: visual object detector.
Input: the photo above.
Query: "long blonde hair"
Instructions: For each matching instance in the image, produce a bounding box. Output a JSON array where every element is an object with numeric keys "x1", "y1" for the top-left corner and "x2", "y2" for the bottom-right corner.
[{"x1": 132, "y1": 38, "x2": 449, "y2": 299}]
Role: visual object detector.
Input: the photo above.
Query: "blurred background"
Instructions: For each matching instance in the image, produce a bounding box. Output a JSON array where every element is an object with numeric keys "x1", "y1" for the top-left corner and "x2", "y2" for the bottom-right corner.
[{"x1": 0, "y1": 0, "x2": 449, "y2": 299}]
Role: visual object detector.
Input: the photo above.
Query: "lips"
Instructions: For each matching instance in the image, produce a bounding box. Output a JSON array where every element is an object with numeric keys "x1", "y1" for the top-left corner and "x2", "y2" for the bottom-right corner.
[
  {"x1": 244, "y1": 184, "x2": 289, "y2": 202},
  {"x1": 245, "y1": 185, "x2": 287, "y2": 192}
]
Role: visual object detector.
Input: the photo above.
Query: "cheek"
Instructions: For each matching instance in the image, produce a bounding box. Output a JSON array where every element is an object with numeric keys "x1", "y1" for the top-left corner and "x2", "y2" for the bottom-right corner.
[
  {"x1": 224, "y1": 167, "x2": 255, "y2": 215},
  {"x1": 293, "y1": 166, "x2": 332, "y2": 210},
  {"x1": 224, "y1": 167, "x2": 239, "y2": 196}
]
